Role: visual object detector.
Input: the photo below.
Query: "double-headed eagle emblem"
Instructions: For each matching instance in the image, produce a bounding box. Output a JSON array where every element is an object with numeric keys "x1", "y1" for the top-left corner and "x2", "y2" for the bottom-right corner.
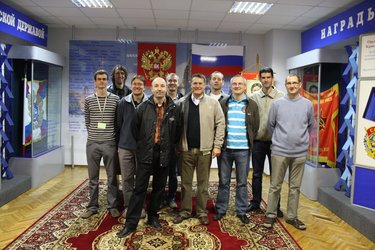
[{"x1": 141, "y1": 47, "x2": 172, "y2": 81}]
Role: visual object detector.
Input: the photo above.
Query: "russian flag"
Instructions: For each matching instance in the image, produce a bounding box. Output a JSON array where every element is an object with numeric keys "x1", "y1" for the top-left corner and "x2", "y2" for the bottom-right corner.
[{"x1": 191, "y1": 44, "x2": 244, "y2": 76}]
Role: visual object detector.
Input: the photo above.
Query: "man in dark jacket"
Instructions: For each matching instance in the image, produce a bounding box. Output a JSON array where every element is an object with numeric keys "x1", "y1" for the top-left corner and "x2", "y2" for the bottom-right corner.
[
  {"x1": 214, "y1": 74, "x2": 259, "y2": 224},
  {"x1": 107, "y1": 65, "x2": 132, "y2": 99},
  {"x1": 117, "y1": 77, "x2": 181, "y2": 238},
  {"x1": 117, "y1": 75, "x2": 147, "y2": 217}
]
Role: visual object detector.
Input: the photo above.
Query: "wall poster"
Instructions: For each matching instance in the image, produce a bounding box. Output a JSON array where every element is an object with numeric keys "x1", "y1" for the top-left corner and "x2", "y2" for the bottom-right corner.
[
  {"x1": 354, "y1": 79, "x2": 375, "y2": 168},
  {"x1": 359, "y1": 33, "x2": 375, "y2": 78}
]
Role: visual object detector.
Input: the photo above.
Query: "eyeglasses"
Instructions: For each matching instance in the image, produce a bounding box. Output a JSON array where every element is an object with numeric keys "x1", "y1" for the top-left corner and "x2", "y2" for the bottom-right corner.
[
  {"x1": 168, "y1": 79, "x2": 178, "y2": 82},
  {"x1": 286, "y1": 82, "x2": 300, "y2": 86},
  {"x1": 96, "y1": 78, "x2": 107, "y2": 81}
]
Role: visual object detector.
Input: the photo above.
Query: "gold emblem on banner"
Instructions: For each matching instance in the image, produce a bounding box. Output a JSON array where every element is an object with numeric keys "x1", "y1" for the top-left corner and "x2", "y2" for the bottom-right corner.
[
  {"x1": 141, "y1": 47, "x2": 172, "y2": 81},
  {"x1": 364, "y1": 126, "x2": 375, "y2": 159}
]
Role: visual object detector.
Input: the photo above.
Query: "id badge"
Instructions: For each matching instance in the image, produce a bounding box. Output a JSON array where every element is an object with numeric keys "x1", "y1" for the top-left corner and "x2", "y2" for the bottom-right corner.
[{"x1": 97, "y1": 122, "x2": 106, "y2": 129}]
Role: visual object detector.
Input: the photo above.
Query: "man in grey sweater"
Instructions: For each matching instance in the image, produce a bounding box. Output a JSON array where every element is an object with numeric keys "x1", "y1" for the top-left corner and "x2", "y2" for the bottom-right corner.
[{"x1": 263, "y1": 73, "x2": 314, "y2": 230}]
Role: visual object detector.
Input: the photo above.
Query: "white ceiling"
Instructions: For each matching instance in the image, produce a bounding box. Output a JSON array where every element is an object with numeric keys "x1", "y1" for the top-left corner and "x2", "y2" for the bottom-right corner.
[{"x1": 2, "y1": 0, "x2": 363, "y2": 34}]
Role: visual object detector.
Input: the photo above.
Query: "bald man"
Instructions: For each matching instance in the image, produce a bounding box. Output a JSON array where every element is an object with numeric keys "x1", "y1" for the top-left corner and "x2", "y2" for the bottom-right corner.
[{"x1": 117, "y1": 77, "x2": 181, "y2": 238}]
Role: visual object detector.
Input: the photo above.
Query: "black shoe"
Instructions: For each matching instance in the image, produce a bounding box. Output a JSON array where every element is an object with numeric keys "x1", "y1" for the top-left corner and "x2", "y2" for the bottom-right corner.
[
  {"x1": 117, "y1": 226, "x2": 136, "y2": 238},
  {"x1": 277, "y1": 209, "x2": 284, "y2": 218},
  {"x1": 147, "y1": 218, "x2": 162, "y2": 231},
  {"x1": 246, "y1": 203, "x2": 260, "y2": 213},
  {"x1": 237, "y1": 214, "x2": 250, "y2": 224},
  {"x1": 213, "y1": 213, "x2": 225, "y2": 221}
]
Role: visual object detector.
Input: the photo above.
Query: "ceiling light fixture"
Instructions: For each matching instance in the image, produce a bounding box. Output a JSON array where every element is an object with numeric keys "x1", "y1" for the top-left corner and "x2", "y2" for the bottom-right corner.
[
  {"x1": 71, "y1": 0, "x2": 113, "y2": 8},
  {"x1": 209, "y1": 42, "x2": 228, "y2": 47},
  {"x1": 118, "y1": 39, "x2": 134, "y2": 44},
  {"x1": 229, "y1": 1, "x2": 273, "y2": 15}
]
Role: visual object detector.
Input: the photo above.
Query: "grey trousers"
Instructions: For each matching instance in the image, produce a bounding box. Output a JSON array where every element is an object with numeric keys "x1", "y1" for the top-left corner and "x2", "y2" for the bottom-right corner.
[
  {"x1": 266, "y1": 154, "x2": 306, "y2": 220},
  {"x1": 86, "y1": 140, "x2": 119, "y2": 211},
  {"x1": 118, "y1": 148, "x2": 137, "y2": 208}
]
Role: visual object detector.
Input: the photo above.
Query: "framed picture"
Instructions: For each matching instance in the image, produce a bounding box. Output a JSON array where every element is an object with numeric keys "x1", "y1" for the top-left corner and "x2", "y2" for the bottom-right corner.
[{"x1": 359, "y1": 33, "x2": 375, "y2": 78}]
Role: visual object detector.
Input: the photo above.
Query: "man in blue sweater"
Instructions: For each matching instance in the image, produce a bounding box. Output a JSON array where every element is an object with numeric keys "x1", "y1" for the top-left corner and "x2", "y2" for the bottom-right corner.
[{"x1": 263, "y1": 73, "x2": 314, "y2": 230}]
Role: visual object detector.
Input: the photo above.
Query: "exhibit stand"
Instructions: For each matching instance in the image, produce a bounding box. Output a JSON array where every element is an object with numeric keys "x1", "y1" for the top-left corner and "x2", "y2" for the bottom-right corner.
[
  {"x1": 8, "y1": 45, "x2": 65, "y2": 188},
  {"x1": 352, "y1": 32, "x2": 375, "y2": 211},
  {"x1": 286, "y1": 48, "x2": 346, "y2": 200}
]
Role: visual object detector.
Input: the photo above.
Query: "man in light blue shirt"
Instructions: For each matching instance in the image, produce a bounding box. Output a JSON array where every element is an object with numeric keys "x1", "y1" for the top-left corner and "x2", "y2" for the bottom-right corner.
[{"x1": 214, "y1": 75, "x2": 259, "y2": 224}]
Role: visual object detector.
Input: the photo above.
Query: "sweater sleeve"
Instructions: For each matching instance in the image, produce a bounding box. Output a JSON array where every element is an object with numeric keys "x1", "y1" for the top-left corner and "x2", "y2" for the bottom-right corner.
[
  {"x1": 307, "y1": 101, "x2": 314, "y2": 134},
  {"x1": 268, "y1": 101, "x2": 277, "y2": 136},
  {"x1": 84, "y1": 97, "x2": 90, "y2": 129}
]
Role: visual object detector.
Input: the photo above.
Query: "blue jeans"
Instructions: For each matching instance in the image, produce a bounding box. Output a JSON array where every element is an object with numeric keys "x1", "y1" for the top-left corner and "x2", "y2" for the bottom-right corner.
[{"x1": 216, "y1": 149, "x2": 250, "y2": 215}]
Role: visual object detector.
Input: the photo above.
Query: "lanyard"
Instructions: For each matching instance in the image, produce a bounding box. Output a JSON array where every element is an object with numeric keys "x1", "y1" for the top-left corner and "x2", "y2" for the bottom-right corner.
[{"x1": 96, "y1": 93, "x2": 109, "y2": 122}]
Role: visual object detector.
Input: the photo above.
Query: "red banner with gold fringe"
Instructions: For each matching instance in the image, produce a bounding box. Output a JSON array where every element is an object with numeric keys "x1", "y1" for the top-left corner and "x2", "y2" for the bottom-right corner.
[
  {"x1": 301, "y1": 84, "x2": 339, "y2": 167},
  {"x1": 137, "y1": 43, "x2": 176, "y2": 86}
]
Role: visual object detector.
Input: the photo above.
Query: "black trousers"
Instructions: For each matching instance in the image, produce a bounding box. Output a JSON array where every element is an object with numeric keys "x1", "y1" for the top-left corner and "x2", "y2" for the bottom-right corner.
[
  {"x1": 125, "y1": 147, "x2": 169, "y2": 228},
  {"x1": 251, "y1": 140, "x2": 280, "y2": 209}
]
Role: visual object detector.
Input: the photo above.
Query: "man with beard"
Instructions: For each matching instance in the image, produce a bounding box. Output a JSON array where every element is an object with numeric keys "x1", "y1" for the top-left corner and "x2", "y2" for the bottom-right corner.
[{"x1": 107, "y1": 65, "x2": 131, "y2": 99}]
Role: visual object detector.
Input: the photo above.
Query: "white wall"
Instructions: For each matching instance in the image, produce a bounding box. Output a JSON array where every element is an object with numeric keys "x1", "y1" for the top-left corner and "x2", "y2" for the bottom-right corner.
[
  {"x1": 265, "y1": 29, "x2": 301, "y2": 92},
  {"x1": 46, "y1": 27, "x2": 300, "y2": 165}
]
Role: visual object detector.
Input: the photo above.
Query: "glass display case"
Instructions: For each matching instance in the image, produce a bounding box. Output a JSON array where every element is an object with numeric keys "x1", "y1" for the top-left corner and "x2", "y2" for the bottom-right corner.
[
  {"x1": 8, "y1": 46, "x2": 63, "y2": 158},
  {"x1": 287, "y1": 49, "x2": 347, "y2": 168}
]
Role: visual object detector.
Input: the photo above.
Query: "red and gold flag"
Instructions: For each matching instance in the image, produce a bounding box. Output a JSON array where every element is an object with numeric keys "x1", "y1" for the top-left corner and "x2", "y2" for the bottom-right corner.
[
  {"x1": 302, "y1": 84, "x2": 339, "y2": 167},
  {"x1": 137, "y1": 43, "x2": 176, "y2": 86}
]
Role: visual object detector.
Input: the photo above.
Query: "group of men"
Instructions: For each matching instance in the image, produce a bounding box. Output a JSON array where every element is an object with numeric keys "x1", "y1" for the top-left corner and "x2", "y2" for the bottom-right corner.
[{"x1": 82, "y1": 64, "x2": 314, "y2": 239}]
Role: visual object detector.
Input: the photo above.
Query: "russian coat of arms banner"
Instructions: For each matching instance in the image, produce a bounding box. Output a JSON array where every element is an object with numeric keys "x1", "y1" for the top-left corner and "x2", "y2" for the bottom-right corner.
[{"x1": 137, "y1": 43, "x2": 176, "y2": 86}]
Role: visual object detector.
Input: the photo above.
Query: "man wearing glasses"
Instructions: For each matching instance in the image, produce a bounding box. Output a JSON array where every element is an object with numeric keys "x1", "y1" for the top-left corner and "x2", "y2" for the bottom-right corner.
[
  {"x1": 263, "y1": 73, "x2": 314, "y2": 230},
  {"x1": 117, "y1": 75, "x2": 148, "y2": 218},
  {"x1": 81, "y1": 69, "x2": 120, "y2": 219}
]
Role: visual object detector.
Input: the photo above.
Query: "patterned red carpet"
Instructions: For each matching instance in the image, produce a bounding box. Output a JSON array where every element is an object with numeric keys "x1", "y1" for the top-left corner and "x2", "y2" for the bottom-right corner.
[{"x1": 5, "y1": 180, "x2": 301, "y2": 249}]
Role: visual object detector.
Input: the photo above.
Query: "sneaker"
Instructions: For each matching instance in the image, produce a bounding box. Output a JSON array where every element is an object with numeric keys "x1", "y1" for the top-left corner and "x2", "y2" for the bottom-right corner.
[
  {"x1": 110, "y1": 209, "x2": 121, "y2": 218},
  {"x1": 263, "y1": 217, "x2": 275, "y2": 228},
  {"x1": 80, "y1": 210, "x2": 98, "y2": 219},
  {"x1": 168, "y1": 200, "x2": 178, "y2": 209},
  {"x1": 140, "y1": 208, "x2": 146, "y2": 219},
  {"x1": 286, "y1": 218, "x2": 306, "y2": 230}
]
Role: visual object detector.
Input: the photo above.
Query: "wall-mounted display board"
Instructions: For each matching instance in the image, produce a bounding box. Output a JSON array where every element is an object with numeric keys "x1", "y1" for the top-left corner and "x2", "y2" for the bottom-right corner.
[
  {"x1": 359, "y1": 33, "x2": 375, "y2": 78},
  {"x1": 355, "y1": 32, "x2": 375, "y2": 168},
  {"x1": 354, "y1": 79, "x2": 375, "y2": 168},
  {"x1": 351, "y1": 165, "x2": 375, "y2": 211},
  {"x1": 353, "y1": 32, "x2": 375, "y2": 211}
]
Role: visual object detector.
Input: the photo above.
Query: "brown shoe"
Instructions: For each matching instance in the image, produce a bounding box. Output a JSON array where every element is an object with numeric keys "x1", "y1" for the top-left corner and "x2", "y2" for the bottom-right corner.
[
  {"x1": 173, "y1": 215, "x2": 187, "y2": 224},
  {"x1": 199, "y1": 216, "x2": 210, "y2": 225}
]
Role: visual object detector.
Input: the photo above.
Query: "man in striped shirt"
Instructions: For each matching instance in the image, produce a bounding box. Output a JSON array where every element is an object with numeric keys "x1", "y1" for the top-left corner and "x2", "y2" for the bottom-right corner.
[
  {"x1": 81, "y1": 69, "x2": 120, "y2": 219},
  {"x1": 214, "y1": 75, "x2": 259, "y2": 224}
]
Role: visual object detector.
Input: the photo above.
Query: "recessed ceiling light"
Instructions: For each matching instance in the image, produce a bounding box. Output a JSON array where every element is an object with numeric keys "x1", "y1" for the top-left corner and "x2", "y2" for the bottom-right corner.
[
  {"x1": 118, "y1": 39, "x2": 134, "y2": 44},
  {"x1": 71, "y1": 0, "x2": 113, "y2": 8},
  {"x1": 229, "y1": 1, "x2": 273, "y2": 15},
  {"x1": 209, "y1": 42, "x2": 228, "y2": 47}
]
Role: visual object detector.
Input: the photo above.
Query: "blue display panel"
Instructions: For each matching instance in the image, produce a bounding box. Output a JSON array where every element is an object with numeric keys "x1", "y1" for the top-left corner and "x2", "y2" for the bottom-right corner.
[
  {"x1": 0, "y1": 2, "x2": 48, "y2": 46},
  {"x1": 301, "y1": 0, "x2": 375, "y2": 53},
  {"x1": 352, "y1": 166, "x2": 375, "y2": 210}
]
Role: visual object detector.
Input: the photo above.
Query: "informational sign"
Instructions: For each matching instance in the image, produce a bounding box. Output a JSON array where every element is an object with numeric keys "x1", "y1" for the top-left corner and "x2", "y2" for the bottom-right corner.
[
  {"x1": 0, "y1": 2, "x2": 48, "y2": 46},
  {"x1": 359, "y1": 33, "x2": 375, "y2": 78},
  {"x1": 354, "y1": 80, "x2": 375, "y2": 168},
  {"x1": 301, "y1": 0, "x2": 375, "y2": 53}
]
